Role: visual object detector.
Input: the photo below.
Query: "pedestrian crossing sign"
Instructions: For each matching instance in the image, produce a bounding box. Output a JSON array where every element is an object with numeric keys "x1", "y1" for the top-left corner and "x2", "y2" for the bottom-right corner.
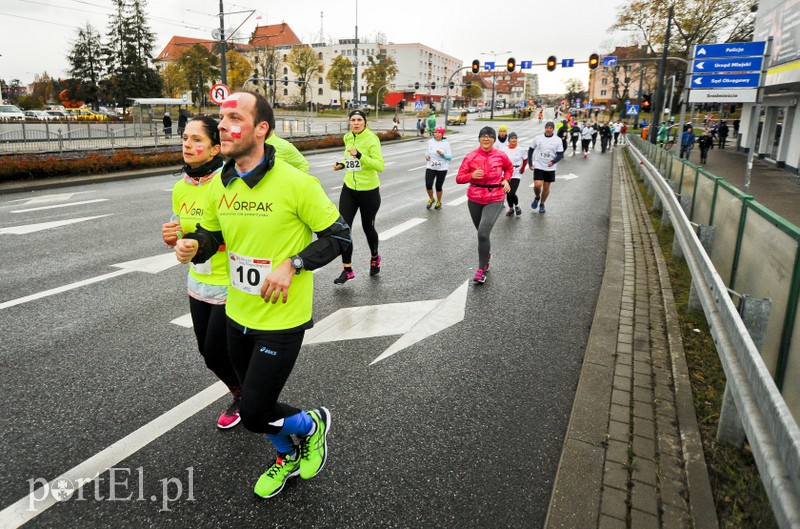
[{"x1": 627, "y1": 105, "x2": 639, "y2": 115}]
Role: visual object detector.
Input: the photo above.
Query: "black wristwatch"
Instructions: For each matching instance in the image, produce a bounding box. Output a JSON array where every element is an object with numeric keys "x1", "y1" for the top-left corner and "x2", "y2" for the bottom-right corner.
[{"x1": 290, "y1": 255, "x2": 304, "y2": 275}]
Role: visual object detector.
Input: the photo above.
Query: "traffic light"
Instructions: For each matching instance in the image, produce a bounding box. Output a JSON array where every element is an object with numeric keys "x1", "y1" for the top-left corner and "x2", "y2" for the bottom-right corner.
[
  {"x1": 465, "y1": 81, "x2": 472, "y2": 88},
  {"x1": 449, "y1": 81, "x2": 455, "y2": 90},
  {"x1": 471, "y1": 60, "x2": 480, "y2": 74},
  {"x1": 546, "y1": 56, "x2": 557, "y2": 72},
  {"x1": 588, "y1": 53, "x2": 599, "y2": 70},
  {"x1": 642, "y1": 92, "x2": 651, "y2": 112},
  {"x1": 252, "y1": 70, "x2": 259, "y2": 85},
  {"x1": 283, "y1": 76, "x2": 289, "y2": 86},
  {"x1": 414, "y1": 82, "x2": 420, "y2": 90},
  {"x1": 507, "y1": 57, "x2": 516, "y2": 72},
  {"x1": 430, "y1": 82, "x2": 436, "y2": 90}
]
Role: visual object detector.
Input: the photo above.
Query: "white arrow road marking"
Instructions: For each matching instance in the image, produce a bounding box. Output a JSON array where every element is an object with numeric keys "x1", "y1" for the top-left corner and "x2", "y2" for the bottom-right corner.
[
  {"x1": 445, "y1": 195, "x2": 469, "y2": 206},
  {"x1": 21, "y1": 192, "x2": 94, "y2": 205},
  {"x1": 12, "y1": 199, "x2": 109, "y2": 214},
  {"x1": 110, "y1": 252, "x2": 183, "y2": 274},
  {"x1": 0, "y1": 381, "x2": 228, "y2": 528},
  {"x1": 378, "y1": 218, "x2": 426, "y2": 241},
  {"x1": 303, "y1": 280, "x2": 468, "y2": 365},
  {"x1": 171, "y1": 313, "x2": 194, "y2": 328},
  {"x1": 557, "y1": 173, "x2": 580, "y2": 180},
  {"x1": 0, "y1": 215, "x2": 111, "y2": 235},
  {"x1": 0, "y1": 253, "x2": 180, "y2": 311}
]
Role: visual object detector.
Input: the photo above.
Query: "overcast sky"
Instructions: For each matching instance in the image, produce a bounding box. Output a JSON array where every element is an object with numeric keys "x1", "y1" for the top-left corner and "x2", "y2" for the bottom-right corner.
[{"x1": 2, "y1": 0, "x2": 631, "y2": 95}]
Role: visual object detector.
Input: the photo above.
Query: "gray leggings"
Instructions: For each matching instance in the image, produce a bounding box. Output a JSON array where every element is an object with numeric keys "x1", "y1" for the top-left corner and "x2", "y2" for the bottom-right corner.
[{"x1": 467, "y1": 200, "x2": 504, "y2": 269}]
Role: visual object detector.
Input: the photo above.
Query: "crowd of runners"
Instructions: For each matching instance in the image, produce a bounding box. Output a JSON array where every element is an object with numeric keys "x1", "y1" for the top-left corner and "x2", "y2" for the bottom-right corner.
[{"x1": 161, "y1": 95, "x2": 600, "y2": 499}]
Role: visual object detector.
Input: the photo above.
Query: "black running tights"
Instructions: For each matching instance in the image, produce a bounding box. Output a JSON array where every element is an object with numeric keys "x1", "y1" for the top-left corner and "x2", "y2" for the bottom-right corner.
[{"x1": 339, "y1": 185, "x2": 381, "y2": 263}]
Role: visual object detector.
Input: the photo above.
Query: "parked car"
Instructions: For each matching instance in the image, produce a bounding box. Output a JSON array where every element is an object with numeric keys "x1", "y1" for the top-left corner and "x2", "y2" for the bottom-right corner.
[
  {"x1": 0, "y1": 104, "x2": 25, "y2": 121},
  {"x1": 466, "y1": 106, "x2": 477, "y2": 113},
  {"x1": 446, "y1": 110, "x2": 468, "y2": 126},
  {"x1": 45, "y1": 110, "x2": 71, "y2": 120},
  {"x1": 68, "y1": 107, "x2": 108, "y2": 121},
  {"x1": 24, "y1": 110, "x2": 55, "y2": 121}
]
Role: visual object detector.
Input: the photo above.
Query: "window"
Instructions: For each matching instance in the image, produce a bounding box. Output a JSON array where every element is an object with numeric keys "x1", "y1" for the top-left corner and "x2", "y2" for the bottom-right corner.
[
  {"x1": 283, "y1": 67, "x2": 288, "y2": 74},
  {"x1": 318, "y1": 88, "x2": 323, "y2": 95},
  {"x1": 318, "y1": 52, "x2": 323, "y2": 60},
  {"x1": 319, "y1": 77, "x2": 323, "y2": 84},
  {"x1": 284, "y1": 89, "x2": 288, "y2": 96},
  {"x1": 601, "y1": 78, "x2": 608, "y2": 86},
  {"x1": 600, "y1": 90, "x2": 607, "y2": 96}
]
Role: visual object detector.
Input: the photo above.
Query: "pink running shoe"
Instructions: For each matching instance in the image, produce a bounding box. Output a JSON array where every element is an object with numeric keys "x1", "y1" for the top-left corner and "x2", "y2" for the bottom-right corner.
[
  {"x1": 217, "y1": 399, "x2": 241, "y2": 429},
  {"x1": 473, "y1": 267, "x2": 487, "y2": 284}
]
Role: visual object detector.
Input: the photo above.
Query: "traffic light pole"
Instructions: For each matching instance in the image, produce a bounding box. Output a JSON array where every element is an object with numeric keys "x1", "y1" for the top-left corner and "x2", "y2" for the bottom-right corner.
[{"x1": 443, "y1": 66, "x2": 477, "y2": 129}]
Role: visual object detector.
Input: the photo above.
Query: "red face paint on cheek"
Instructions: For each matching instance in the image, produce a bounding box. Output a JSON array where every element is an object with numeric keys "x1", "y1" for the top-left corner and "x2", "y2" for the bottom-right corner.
[
  {"x1": 195, "y1": 145, "x2": 205, "y2": 154},
  {"x1": 231, "y1": 125, "x2": 242, "y2": 139}
]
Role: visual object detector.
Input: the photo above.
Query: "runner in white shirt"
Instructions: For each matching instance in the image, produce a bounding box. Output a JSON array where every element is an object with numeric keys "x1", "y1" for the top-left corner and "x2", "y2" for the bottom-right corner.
[
  {"x1": 424, "y1": 126, "x2": 452, "y2": 209},
  {"x1": 527, "y1": 121, "x2": 565, "y2": 214},
  {"x1": 501, "y1": 132, "x2": 528, "y2": 217},
  {"x1": 580, "y1": 121, "x2": 594, "y2": 158}
]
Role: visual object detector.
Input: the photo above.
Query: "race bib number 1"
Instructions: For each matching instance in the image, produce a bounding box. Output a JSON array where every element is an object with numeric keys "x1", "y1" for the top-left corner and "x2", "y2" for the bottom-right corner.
[
  {"x1": 229, "y1": 251, "x2": 272, "y2": 295},
  {"x1": 344, "y1": 156, "x2": 362, "y2": 171}
]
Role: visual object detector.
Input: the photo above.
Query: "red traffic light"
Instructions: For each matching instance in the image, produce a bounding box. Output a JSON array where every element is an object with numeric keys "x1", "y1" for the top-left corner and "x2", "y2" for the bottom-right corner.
[
  {"x1": 546, "y1": 56, "x2": 557, "y2": 72},
  {"x1": 471, "y1": 60, "x2": 480, "y2": 74},
  {"x1": 588, "y1": 53, "x2": 599, "y2": 70}
]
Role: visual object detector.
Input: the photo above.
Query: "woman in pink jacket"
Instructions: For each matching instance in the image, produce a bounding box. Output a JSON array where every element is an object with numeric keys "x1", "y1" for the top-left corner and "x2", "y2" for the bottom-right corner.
[{"x1": 456, "y1": 126, "x2": 513, "y2": 284}]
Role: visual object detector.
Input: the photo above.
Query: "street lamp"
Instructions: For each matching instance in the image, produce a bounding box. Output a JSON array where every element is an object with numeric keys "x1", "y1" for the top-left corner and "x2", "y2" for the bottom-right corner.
[
  {"x1": 353, "y1": 0, "x2": 359, "y2": 109},
  {"x1": 480, "y1": 50, "x2": 512, "y2": 120}
]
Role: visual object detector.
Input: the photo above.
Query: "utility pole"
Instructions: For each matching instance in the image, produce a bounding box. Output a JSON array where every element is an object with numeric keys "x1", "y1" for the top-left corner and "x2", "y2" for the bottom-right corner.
[{"x1": 218, "y1": 0, "x2": 227, "y2": 85}]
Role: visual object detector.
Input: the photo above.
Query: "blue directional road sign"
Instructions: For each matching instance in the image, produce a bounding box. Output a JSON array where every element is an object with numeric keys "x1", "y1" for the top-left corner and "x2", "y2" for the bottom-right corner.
[
  {"x1": 694, "y1": 41, "x2": 766, "y2": 59},
  {"x1": 484, "y1": 62, "x2": 495, "y2": 70},
  {"x1": 520, "y1": 60, "x2": 532, "y2": 69},
  {"x1": 602, "y1": 56, "x2": 618, "y2": 66},
  {"x1": 561, "y1": 58, "x2": 574, "y2": 68},
  {"x1": 692, "y1": 73, "x2": 761, "y2": 88},
  {"x1": 692, "y1": 57, "x2": 763, "y2": 73},
  {"x1": 626, "y1": 105, "x2": 639, "y2": 115}
]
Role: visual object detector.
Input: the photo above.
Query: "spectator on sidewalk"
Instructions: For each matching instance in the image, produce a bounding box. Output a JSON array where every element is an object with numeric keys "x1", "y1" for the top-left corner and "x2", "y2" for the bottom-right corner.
[
  {"x1": 163, "y1": 112, "x2": 172, "y2": 138},
  {"x1": 718, "y1": 121, "x2": 729, "y2": 149},
  {"x1": 698, "y1": 130, "x2": 713, "y2": 164},
  {"x1": 680, "y1": 125, "x2": 696, "y2": 160}
]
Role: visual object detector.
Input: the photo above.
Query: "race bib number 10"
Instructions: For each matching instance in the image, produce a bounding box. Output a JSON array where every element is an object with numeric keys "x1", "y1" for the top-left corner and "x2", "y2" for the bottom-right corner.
[{"x1": 229, "y1": 251, "x2": 272, "y2": 295}]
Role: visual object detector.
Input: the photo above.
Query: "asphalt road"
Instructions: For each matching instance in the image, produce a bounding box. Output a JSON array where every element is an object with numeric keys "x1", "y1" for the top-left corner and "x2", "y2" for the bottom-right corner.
[{"x1": 0, "y1": 114, "x2": 613, "y2": 528}]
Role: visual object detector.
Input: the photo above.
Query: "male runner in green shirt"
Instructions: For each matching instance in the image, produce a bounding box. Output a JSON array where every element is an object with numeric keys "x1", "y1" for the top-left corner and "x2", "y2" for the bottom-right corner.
[{"x1": 175, "y1": 91, "x2": 351, "y2": 499}]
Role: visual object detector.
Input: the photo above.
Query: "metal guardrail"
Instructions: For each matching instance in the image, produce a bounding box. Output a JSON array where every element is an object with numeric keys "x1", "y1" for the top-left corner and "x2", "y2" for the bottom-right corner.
[
  {"x1": 0, "y1": 118, "x2": 409, "y2": 155},
  {"x1": 627, "y1": 138, "x2": 800, "y2": 529}
]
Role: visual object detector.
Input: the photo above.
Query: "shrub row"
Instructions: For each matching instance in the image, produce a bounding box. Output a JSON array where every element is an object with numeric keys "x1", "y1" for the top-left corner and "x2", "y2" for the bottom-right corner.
[{"x1": 0, "y1": 130, "x2": 403, "y2": 184}]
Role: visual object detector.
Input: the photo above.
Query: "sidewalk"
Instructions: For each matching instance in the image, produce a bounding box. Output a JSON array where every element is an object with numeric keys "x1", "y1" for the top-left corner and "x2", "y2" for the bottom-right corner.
[
  {"x1": 545, "y1": 141, "x2": 800, "y2": 527},
  {"x1": 545, "y1": 149, "x2": 718, "y2": 528}
]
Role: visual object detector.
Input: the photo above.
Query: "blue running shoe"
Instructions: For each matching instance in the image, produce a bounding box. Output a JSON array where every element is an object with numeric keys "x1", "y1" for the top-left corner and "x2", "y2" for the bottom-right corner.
[
  {"x1": 531, "y1": 198, "x2": 539, "y2": 210},
  {"x1": 539, "y1": 204, "x2": 546, "y2": 213}
]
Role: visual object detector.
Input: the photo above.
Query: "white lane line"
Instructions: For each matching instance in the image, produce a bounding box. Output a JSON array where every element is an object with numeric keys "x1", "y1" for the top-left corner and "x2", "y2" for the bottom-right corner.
[
  {"x1": 0, "y1": 215, "x2": 111, "y2": 235},
  {"x1": 0, "y1": 270, "x2": 131, "y2": 310},
  {"x1": 12, "y1": 199, "x2": 109, "y2": 214},
  {"x1": 378, "y1": 218, "x2": 427, "y2": 241},
  {"x1": 445, "y1": 195, "x2": 469, "y2": 207},
  {"x1": 0, "y1": 381, "x2": 227, "y2": 528},
  {"x1": 407, "y1": 164, "x2": 427, "y2": 172}
]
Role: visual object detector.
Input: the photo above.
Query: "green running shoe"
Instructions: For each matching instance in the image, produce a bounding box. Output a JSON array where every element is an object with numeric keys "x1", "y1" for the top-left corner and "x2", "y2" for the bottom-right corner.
[
  {"x1": 254, "y1": 452, "x2": 300, "y2": 498},
  {"x1": 299, "y1": 407, "x2": 331, "y2": 479}
]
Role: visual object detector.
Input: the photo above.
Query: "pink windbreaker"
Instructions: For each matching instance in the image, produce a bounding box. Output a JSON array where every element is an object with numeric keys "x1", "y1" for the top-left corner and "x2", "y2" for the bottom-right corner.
[{"x1": 455, "y1": 147, "x2": 514, "y2": 205}]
